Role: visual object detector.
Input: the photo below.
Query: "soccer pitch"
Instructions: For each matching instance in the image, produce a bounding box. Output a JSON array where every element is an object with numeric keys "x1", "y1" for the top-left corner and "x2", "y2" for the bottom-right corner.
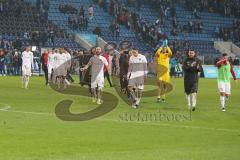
[{"x1": 0, "y1": 76, "x2": 240, "y2": 160}]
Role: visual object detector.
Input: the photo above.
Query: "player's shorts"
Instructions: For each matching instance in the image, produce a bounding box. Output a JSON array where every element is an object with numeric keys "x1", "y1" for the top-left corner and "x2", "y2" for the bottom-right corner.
[
  {"x1": 218, "y1": 81, "x2": 231, "y2": 95},
  {"x1": 91, "y1": 76, "x2": 104, "y2": 89},
  {"x1": 54, "y1": 65, "x2": 67, "y2": 76},
  {"x1": 22, "y1": 65, "x2": 31, "y2": 76},
  {"x1": 128, "y1": 77, "x2": 144, "y2": 90},
  {"x1": 156, "y1": 66, "x2": 170, "y2": 82}
]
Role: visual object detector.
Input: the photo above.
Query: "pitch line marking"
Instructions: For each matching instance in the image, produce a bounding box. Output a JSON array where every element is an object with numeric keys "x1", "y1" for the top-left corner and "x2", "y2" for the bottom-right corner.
[
  {"x1": 0, "y1": 106, "x2": 239, "y2": 133},
  {"x1": 0, "y1": 103, "x2": 11, "y2": 111}
]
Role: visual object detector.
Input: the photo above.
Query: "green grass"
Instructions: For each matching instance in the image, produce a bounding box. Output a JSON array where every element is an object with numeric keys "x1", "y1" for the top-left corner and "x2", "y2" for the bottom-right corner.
[{"x1": 0, "y1": 76, "x2": 240, "y2": 160}]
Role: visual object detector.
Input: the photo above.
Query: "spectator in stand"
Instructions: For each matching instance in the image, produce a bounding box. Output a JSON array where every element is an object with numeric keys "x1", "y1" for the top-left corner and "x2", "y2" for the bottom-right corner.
[
  {"x1": 48, "y1": 27, "x2": 55, "y2": 46},
  {"x1": 79, "y1": 5, "x2": 84, "y2": 17},
  {"x1": 12, "y1": 51, "x2": 21, "y2": 75},
  {"x1": 5, "y1": 51, "x2": 12, "y2": 75},
  {"x1": 193, "y1": 8, "x2": 201, "y2": 19},
  {"x1": 93, "y1": 27, "x2": 102, "y2": 36},
  {"x1": 79, "y1": 15, "x2": 85, "y2": 31},
  {"x1": 0, "y1": 49, "x2": 6, "y2": 76},
  {"x1": 13, "y1": 37, "x2": 22, "y2": 50},
  {"x1": 84, "y1": 17, "x2": 88, "y2": 30},
  {"x1": 88, "y1": 5, "x2": 94, "y2": 20}
]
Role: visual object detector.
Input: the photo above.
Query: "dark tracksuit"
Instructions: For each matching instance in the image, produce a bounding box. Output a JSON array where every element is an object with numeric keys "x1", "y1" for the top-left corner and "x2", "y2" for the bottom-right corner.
[
  {"x1": 119, "y1": 52, "x2": 129, "y2": 94},
  {"x1": 182, "y1": 57, "x2": 202, "y2": 94},
  {"x1": 78, "y1": 54, "x2": 92, "y2": 95},
  {"x1": 41, "y1": 53, "x2": 48, "y2": 85}
]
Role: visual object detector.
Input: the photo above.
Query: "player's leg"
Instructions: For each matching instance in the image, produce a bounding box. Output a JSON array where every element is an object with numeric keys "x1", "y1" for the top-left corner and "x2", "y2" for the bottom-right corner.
[
  {"x1": 22, "y1": 75, "x2": 26, "y2": 88},
  {"x1": 104, "y1": 71, "x2": 113, "y2": 87},
  {"x1": 44, "y1": 66, "x2": 48, "y2": 85},
  {"x1": 224, "y1": 82, "x2": 231, "y2": 110},
  {"x1": 21, "y1": 65, "x2": 25, "y2": 88},
  {"x1": 220, "y1": 92, "x2": 226, "y2": 111},
  {"x1": 128, "y1": 85, "x2": 137, "y2": 108},
  {"x1": 91, "y1": 80, "x2": 97, "y2": 103},
  {"x1": 186, "y1": 94, "x2": 191, "y2": 110},
  {"x1": 97, "y1": 87, "x2": 103, "y2": 104},
  {"x1": 161, "y1": 74, "x2": 171, "y2": 102},
  {"x1": 25, "y1": 75, "x2": 30, "y2": 89},
  {"x1": 48, "y1": 65, "x2": 53, "y2": 83},
  {"x1": 96, "y1": 78, "x2": 104, "y2": 104},
  {"x1": 157, "y1": 81, "x2": 163, "y2": 102},
  {"x1": 135, "y1": 85, "x2": 143, "y2": 107},
  {"x1": 218, "y1": 82, "x2": 226, "y2": 111},
  {"x1": 191, "y1": 82, "x2": 198, "y2": 111},
  {"x1": 184, "y1": 79, "x2": 191, "y2": 109},
  {"x1": 191, "y1": 92, "x2": 197, "y2": 111}
]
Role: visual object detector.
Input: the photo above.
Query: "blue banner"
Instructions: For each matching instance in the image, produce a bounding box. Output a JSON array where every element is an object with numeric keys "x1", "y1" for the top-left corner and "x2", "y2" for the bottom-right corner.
[
  {"x1": 202, "y1": 65, "x2": 218, "y2": 78},
  {"x1": 80, "y1": 34, "x2": 97, "y2": 46},
  {"x1": 233, "y1": 66, "x2": 240, "y2": 79},
  {"x1": 203, "y1": 65, "x2": 240, "y2": 79}
]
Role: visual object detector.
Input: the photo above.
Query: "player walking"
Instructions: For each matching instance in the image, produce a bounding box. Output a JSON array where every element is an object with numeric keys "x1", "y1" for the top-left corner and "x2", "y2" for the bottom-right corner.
[
  {"x1": 182, "y1": 49, "x2": 202, "y2": 111},
  {"x1": 155, "y1": 41, "x2": 172, "y2": 102},
  {"x1": 215, "y1": 53, "x2": 237, "y2": 111},
  {"x1": 81, "y1": 47, "x2": 109, "y2": 105},
  {"x1": 54, "y1": 48, "x2": 68, "y2": 89},
  {"x1": 47, "y1": 49, "x2": 56, "y2": 83},
  {"x1": 21, "y1": 47, "x2": 34, "y2": 89},
  {"x1": 127, "y1": 48, "x2": 148, "y2": 108},
  {"x1": 41, "y1": 50, "x2": 49, "y2": 85}
]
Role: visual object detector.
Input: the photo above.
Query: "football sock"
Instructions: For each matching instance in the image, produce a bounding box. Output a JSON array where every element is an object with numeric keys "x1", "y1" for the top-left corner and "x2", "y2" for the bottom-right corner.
[
  {"x1": 192, "y1": 93, "x2": 197, "y2": 107},
  {"x1": 186, "y1": 94, "x2": 191, "y2": 109},
  {"x1": 220, "y1": 96, "x2": 225, "y2": 108}
]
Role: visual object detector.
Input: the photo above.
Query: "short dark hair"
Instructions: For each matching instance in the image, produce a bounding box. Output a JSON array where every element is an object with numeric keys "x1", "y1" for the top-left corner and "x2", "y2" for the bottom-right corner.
[{"x1": 222, "y1": 53, "x2": 228, "y2": 57}]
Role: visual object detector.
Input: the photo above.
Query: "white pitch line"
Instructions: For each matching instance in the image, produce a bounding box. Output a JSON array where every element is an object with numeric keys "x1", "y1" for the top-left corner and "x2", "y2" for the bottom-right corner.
[
  {"x1": 0, "y1": 105, "x2": 239, "y2": 134},
  {"x1": 0, "y1": 103, "x2": 11, "y2": 111}
]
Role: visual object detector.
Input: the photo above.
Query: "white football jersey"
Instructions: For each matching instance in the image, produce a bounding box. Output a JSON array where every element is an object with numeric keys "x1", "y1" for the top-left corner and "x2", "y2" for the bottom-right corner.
[
  {"x1": 55, "y1": 53, "x2": 67, "y2": 68},
  {"x1": 128, "y1": 54, "x2": 148, "y2": 79},
  {"x1": 22, "y1": 51, "x2": 34, "y2": 67},
  {"x1": 48, "y1": 52, "x2": 56, "y2": 68}
]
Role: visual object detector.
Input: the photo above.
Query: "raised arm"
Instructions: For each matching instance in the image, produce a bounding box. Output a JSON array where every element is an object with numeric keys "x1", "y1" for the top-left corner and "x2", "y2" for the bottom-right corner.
[
  {"x1": 167, "y1": 47, "x2": 173, "y2": 57},
  {"x1": 230, "y1": 64, "x2": 237, "y2": 80},
  {"x1": 215, "y1": 58, "x2": 227, "y2": 68}
]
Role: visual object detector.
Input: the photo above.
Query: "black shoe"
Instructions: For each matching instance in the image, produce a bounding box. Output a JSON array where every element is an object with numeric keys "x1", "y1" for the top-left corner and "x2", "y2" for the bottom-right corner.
[
  {"x1": 192, "y1": 107, "x2": 196, "y2": 111},
  {"x1": 161, "y1": 99, "x2": 166, "y2": 103}
]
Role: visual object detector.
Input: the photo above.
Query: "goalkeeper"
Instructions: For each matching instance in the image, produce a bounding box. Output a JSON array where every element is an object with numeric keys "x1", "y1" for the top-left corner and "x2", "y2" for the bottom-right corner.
[{"x1": 154, "y1": 40, "x2": 172, "y2": 102}]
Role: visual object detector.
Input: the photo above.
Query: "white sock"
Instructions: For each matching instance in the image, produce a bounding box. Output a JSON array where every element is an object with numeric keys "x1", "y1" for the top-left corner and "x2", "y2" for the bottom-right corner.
[
  {"x1": 192, "y1": 93, "x2": 197, "y2": 107},
  {"x1": 220, "y1": 96, "x2": 225, "y2": 108},
  {"x1": 25, "y1": 76, "x2": 29, "y2": 88},
  {"x1": 186, "y1": 94, "x2": 191, "y2": 109},
  {"x1": 48, "y1": 73, "x2": 52, "y2": 82},
  {"x1": 22, "y1": 76, "x2": 26, "y2": 88}
]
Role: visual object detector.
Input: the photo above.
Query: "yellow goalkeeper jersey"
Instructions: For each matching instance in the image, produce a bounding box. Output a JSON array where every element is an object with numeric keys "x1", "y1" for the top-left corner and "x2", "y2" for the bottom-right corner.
[
  {"x1": 155, "y1": 47, "x2": 172, "y2": 68},
  {"x1": 155, "y1": 47, "x2": 172, "y2": 82}
]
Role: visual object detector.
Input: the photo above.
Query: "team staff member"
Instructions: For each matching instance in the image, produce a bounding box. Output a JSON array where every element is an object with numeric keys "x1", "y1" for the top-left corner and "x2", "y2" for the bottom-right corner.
[
  {"x1": 182, "y1": 49, "x2": 202, "y2": 111},
  {"x1": 41, "y1": 50, "x2": 49, "y2": 85}
]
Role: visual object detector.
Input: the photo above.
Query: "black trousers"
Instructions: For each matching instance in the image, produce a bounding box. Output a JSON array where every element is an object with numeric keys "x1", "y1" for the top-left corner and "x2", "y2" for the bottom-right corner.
[
  {"x1": 42, "y1": 66, "x2": 48, "y2": 85},
  {"x1": 184, "y1": 79, "x2": 198, "y2": 94},
  {"x1": 104, "y1": 71, "x2": 113, "y2": 87}
]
